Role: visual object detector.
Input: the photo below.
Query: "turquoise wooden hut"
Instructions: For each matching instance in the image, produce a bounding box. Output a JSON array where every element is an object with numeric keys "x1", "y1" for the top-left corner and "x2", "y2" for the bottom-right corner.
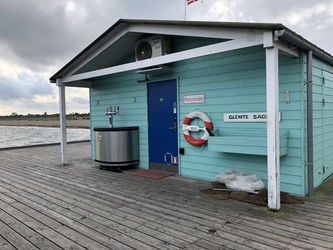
[{"x1": 50, "y1": 19, "x2": 333, "y2": 210}]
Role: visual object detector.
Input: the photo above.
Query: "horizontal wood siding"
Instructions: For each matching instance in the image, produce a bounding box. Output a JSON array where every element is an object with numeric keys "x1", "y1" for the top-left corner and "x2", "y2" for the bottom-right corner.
[
  {"x1": 173, "y1": 44, "x2": 305, "y2": 196},
  {"x1": 90, "y1": 72, "x2": 149, "y2": 169},
  {"x1": 312, "y1": 56, "x2": 333, "y2": 188},
  {"x1": 89, "y1": 37, "x2": 225, "y2": 170},
  {"x1": 89, "y1": 36, "x2": 306, "y2": 195}
]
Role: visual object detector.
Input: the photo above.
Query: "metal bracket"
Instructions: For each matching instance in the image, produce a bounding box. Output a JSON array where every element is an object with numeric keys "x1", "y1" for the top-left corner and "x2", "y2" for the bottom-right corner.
[{"x1": 285, "y1": 90, "x2": 290, "y2": 104}]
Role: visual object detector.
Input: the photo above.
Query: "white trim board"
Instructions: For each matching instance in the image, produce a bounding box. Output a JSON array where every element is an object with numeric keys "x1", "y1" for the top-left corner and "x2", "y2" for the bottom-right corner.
[{"x1": 62, "y1": 36, "x2": 263, "y2": 83}]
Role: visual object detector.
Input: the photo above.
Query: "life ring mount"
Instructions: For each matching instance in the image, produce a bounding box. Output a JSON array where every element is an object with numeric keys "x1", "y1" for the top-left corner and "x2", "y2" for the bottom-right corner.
[{"x1": 182, "y1": 111, "x2": 213, "y2": 146}]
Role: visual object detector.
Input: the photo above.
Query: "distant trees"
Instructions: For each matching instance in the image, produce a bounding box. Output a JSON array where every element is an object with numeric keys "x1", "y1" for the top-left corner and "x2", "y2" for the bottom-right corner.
[{"x1": 67, "y1": 112, "x2": 90, "y2": 120}]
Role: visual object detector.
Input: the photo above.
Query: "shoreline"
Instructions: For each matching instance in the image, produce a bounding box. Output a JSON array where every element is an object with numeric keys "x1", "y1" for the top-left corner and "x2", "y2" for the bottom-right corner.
[
  {"x1": 0, "y1": 119, "x2": 90, "y2": 129},
  {"x1": 0, "y1": 140, "x2": 90, "y2": 151}
]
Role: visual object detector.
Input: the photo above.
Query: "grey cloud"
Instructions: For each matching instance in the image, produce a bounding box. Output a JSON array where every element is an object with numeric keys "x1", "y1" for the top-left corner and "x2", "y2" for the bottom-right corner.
[
  {"x1": 1, "y1": 0, "x2": 332, "y2": 73},
  {"x1": 0, "y1": 98, "x2": 59, "y2": 115},
  {"x1": 201, "y1": 0, "x2": 333, "y2": 53},
  {"x1": 0, "y1": 0, "x2": 332, "y2": 115},
  {"x1": 235, "y1": 0, "x2": 332, "y2": 20},
  {"x1": 71, "y1": 97, "x2": 89, "y2": 105},
  {"x1": 0, "y1": 0, "x2": 116, "y2": 71},
  {"x1": 0, "y1": 0, "x2": 181, "y2": 73},
  {"x1": 66, "y1": 96, "x2": 89, "y2": 113},
  {"x1": 0, "y1": 73, "x2": 54, "y2": 100}
]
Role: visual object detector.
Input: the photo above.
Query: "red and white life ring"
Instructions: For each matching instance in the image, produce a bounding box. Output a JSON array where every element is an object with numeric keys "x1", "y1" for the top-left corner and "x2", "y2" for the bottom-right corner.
[{"x1": 182, "y1": 111, "x2": 213, "y2": 146}]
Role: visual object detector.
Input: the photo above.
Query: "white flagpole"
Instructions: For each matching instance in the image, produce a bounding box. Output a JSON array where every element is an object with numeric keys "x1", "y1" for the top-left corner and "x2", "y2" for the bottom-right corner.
[{"x1": 185, "y1": 0, "x2": 187, "y2": 21}]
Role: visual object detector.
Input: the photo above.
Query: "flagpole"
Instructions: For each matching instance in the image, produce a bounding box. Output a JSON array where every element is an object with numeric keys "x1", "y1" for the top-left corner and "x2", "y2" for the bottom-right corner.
[{"x1": 185, "y1": 0, "x2": 187, "y2": 21}]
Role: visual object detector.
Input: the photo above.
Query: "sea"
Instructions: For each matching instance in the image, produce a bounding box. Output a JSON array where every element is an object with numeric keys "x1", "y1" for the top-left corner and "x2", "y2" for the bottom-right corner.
[{"x1": 0, "y1": 126, "x2": 90, "y2": 149}]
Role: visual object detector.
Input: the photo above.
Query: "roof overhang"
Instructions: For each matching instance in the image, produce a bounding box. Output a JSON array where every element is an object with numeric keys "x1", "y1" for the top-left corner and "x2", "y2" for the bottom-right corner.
[{"x1": 49, "y1": 19, "x2": 333, "y2": 87}]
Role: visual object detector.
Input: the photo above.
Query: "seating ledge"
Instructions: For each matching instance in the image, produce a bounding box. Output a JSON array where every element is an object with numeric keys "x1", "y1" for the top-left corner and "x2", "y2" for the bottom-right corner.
[{"x1": 207, "y1": 130, "x2": 288, "y2": 156}]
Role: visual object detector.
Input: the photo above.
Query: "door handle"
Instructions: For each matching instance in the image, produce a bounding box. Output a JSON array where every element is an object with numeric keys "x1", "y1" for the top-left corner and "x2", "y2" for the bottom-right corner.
[{"x1": 168, "y1": 118, "x2": 177, "y2": 131}]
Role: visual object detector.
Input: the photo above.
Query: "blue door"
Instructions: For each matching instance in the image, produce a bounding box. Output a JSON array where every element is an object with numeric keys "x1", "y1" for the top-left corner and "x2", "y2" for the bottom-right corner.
[{"x1": 148, "y1": 79, "x2": 178, "y2": 173}]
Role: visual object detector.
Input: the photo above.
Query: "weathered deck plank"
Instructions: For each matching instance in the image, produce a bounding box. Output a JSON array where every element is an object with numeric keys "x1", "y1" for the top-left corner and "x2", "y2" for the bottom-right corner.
[
  {"x1": 0, "y1": 234, "x2": 16, "y2": 250},
  {"x1": 0, "y1": 198, "x2": 85, "y2": 250},
  {"x1": 0, "y1": 142, "x2": 332, "y2": 249}
]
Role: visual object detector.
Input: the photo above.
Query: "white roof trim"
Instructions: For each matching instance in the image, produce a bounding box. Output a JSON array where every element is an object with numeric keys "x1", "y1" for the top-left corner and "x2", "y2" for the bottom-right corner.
[
  {"x1": 62, "y1": 35, "x2": 263, "y2": 83},
  {"x1": 63, "y1": 24, "x2": 262, "y2": 81},
  {"x1": 127, "y1": 23, "x2": 261, "y2": 40},
  {"x1": 64, "y1": 25, "x2": 130, "y2": 77}
]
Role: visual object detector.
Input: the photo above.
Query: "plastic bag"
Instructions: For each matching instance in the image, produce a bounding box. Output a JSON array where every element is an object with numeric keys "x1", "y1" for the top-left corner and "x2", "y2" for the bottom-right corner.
[{"x1": 216, "y1": 170, "x2": 264, "y2": 192}]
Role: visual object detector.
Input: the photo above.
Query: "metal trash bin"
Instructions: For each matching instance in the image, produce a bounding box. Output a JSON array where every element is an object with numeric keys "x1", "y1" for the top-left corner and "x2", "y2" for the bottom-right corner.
[{"x1": 94, "y1": 126, "x2": 139, "y2": 167}]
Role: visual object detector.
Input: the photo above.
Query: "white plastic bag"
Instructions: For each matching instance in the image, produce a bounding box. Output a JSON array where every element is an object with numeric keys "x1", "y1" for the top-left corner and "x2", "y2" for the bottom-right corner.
[{"x1": 216, "y1": 170, "x2": 264, "y2": 192}]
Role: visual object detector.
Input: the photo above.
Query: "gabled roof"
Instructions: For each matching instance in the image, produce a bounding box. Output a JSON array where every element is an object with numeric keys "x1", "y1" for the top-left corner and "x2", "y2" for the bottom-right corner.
[{"x1": 50, "y1": 19, "x2": 333, "y2": 85}]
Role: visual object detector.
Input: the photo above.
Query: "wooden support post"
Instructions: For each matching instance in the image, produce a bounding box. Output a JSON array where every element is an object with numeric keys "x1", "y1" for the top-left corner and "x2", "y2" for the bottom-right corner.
[
  {"x1": 56, "y1": 78, "x2": 68, "y2": 165},
  {"x1": 265, "y1": 32, "x2": 280, "y2": 211}
]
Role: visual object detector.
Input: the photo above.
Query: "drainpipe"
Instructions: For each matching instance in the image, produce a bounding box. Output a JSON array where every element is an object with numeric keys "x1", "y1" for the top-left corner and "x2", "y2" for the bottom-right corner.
[
  {"x1": 307, "y1": 51, "x2": 314, "y2": 195},
  {"x1": 275, "y1": 30, "x2": 314, "y2": 195}
]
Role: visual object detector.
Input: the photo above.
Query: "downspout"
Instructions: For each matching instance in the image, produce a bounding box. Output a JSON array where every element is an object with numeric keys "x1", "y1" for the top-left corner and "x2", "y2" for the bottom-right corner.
[
  {"x1": 275, "y1": 30, "x2": 314, "y2": 195},
  {"x1": 307, "y1": 51, "x2": 314, "y2": 195}
]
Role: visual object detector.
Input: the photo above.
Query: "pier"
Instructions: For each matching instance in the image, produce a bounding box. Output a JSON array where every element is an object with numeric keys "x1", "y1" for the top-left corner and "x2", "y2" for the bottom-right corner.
[{"x1": 0, "y1": 141, "x2": 332, "y2": 249}]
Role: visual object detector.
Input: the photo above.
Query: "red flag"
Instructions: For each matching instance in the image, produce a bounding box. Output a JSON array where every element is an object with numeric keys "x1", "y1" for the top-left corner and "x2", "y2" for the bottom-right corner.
[{"x1": 187, "y1": 0, "x2": 198, "y2": 5}]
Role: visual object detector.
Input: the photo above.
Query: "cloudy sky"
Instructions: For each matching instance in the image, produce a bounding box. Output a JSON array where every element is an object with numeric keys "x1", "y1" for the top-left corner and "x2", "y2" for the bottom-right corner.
[{"x1": 0, "y1": 0, "x2": 332, "y2": 116}]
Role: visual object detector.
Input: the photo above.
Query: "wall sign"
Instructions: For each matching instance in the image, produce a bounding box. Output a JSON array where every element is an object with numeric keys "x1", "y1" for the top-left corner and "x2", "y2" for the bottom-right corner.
[
  {"x1": 224, "y1": 112, "x2": 281, "y2": 123},
  {"x1": 183, "y1": 94, "x2": 205, "y2": 104}
]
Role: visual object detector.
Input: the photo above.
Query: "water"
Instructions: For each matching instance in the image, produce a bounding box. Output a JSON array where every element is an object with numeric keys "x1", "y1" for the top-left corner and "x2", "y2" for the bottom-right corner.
[{"x1": 0, "y1": 126, "x2": 90, "y2": 148}]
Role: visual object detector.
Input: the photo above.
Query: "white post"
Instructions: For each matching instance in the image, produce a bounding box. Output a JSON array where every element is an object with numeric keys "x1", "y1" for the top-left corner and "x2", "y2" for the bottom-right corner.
[
  {"x1": 56, "y1": 78, "x2": 68, "y2": 164},
  {"x1": 264, "y1": 32, "x2": 280, "y2": 211}
]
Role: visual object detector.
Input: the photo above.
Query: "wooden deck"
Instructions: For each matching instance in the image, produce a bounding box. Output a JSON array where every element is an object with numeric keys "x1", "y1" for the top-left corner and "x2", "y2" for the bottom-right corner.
[{"x1": 0, "y1": 142, "x2": 332, "y2": 249}]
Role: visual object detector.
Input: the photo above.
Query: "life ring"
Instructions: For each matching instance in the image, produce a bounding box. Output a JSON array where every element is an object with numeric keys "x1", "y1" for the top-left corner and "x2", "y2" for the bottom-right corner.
[{"x1": 182, "y1": 111, "x2": 213, "y2": 146}]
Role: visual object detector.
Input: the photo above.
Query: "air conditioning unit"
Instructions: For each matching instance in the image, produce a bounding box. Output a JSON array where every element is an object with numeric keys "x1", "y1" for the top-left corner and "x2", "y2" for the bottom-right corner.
[{"x1": 135, "y1": 35, "x2": 170, "y2": 61}]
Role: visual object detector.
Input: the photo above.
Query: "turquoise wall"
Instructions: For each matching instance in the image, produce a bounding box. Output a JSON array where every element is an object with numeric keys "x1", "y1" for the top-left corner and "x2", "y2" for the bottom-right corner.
[
  {"x1": 89, "y1": 37, "x2": 311, "y2": 196},
  {"x1": 312, "y1": 56, "x2": 333, "y2": 188},
  {"x1": 90, "y1": 73, "x2": 149, "y2": 168},
  {"x1": 173, "y1": 46, "x2": 305, "y2": 196}
]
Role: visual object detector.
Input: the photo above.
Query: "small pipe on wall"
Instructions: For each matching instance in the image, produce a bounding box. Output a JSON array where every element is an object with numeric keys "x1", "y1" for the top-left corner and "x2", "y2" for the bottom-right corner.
[{"x1": 307, "y1": 50, "x2": 314, "y2": 195}]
